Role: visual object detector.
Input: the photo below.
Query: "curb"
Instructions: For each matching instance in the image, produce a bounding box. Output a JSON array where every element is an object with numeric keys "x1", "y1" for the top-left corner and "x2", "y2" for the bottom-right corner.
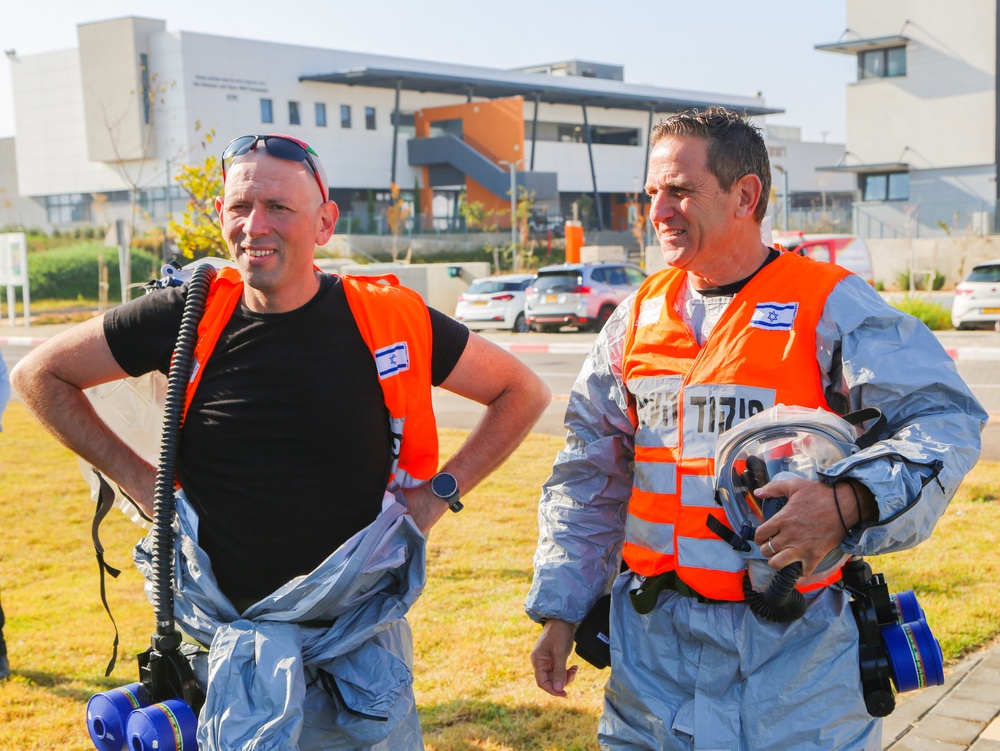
[
  {"x1": 489, "y1": 341, "x2": 1000, "y2": 362},
  {"x1": 0, "y1": 336, "x2": 49, "y2": 347},
  {"x1": 4, "y1": 335, "x2": 1000, "y2": 362}
]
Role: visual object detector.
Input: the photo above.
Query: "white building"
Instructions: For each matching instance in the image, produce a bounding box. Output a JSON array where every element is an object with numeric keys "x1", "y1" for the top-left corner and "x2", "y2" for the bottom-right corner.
[
  {"x1": 7, "y1": 16, "x2": 846, "y2": 239},
  {"x1": 816, "y1": 0, "x2": 996, "y2": 239},
  {"x1": 764, "y1": 124, "x2": 855, "y2": 234}
]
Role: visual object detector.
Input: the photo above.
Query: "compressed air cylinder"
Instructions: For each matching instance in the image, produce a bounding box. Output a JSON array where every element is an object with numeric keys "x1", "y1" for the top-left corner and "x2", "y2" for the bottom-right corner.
[
  {"x1": 86, "y1": 682, "x2": 150, "y2": 751},
  {"x1": 125, "y1": 699, "x2": 198, "y2": 751}
]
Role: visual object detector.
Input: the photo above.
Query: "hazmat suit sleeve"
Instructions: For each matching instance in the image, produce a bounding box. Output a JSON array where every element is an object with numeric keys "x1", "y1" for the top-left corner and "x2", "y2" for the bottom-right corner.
[
  {"x1": 525, "y1": 300, "x2": 636, "y2": 625},
  {"x1": 816, "y1": 274, "x2": 988, "y2": 555}
]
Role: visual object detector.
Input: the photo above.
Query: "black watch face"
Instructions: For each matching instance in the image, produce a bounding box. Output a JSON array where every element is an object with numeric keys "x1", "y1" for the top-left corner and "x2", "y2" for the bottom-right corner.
[{"x1": 432, "y1": 472, "x2": 458, "y2": 499}]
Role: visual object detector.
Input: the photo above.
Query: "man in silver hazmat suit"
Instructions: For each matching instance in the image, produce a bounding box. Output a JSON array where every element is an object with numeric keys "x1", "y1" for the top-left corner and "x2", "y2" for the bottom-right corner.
[{"x1": 525, "y1": 107, "x2": 987, "y2": 750}]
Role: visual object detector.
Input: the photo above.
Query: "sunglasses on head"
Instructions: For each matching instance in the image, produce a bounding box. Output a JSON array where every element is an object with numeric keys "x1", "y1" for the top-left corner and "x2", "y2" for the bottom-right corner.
[{"x1": 221, "y1": 134, "x2": 327, "y2": 202}]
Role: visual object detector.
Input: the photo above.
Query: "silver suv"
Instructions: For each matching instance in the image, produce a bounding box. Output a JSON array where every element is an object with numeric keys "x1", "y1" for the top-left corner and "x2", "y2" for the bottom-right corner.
[{"x1": 525, "y1": 262, "x2": 647, "y2": 332}]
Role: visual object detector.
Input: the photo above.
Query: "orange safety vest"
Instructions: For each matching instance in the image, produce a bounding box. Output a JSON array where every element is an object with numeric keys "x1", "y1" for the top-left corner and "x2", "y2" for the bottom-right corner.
[
  {"x1": 182, "y1": 266, "x2": 439, "y2": 487},
  {"x1": 621, "y1": 252, "x2": 850, "y2": 601}
]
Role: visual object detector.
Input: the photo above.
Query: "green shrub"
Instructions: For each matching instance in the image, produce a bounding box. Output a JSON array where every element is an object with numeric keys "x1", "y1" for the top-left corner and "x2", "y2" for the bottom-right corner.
[
  {"x1": 891, "y1": 296, "x2": 952, "y2": 330},
  {"x1": 895, "y1": 269, "x2": 946, "y2": 291},
  {"x1": 27, "y1": 243, "x2": 159, "y2": 301}
]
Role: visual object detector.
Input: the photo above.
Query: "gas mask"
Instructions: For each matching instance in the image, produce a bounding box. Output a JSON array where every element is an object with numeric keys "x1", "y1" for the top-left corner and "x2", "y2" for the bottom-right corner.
[{"x1": 713, "y1": 405, "x2": 860, "y2": 621}]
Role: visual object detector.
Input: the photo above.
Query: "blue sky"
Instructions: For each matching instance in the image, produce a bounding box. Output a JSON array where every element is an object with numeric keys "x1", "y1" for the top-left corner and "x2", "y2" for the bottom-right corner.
[{"x1": 0, "y1": 1, "x2": 855, "y2": 142}]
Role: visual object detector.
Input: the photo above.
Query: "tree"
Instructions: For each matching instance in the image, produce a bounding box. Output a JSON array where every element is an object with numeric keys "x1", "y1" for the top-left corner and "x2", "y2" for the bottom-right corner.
[
  {"x1": 458, "y1": 189, "x2": 503, "y2": 273},
  {"x1": 511, "y1": 186, "x2": 536, "y2": 272},
  {"x1": 412, "y1": 176, "x2": 423, "y2": 232},
  {"x1": 366, "y1": 190, "x2": 376, "y2": 234},
  {"x1": 627, "y1": 189, "x2": 649, "y2": 267},
  {"x1": 167, "y1": 128, "x2": 226, "y2": 259},
  {"x1": 97, "y1": 65, "x2": 176, "y2": 299},
  {"x1": 383, "y1": 183, "x2": 411, "y2": 262}
]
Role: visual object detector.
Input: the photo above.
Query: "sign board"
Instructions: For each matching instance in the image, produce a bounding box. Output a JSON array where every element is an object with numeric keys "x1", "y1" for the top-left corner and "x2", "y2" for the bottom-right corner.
[{"x1": 0, "y1": 232, "x2": 30, "y2": 326}]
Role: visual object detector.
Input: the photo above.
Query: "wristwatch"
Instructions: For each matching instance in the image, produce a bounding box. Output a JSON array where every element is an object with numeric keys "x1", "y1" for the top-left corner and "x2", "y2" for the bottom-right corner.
[{"x1": 430, "y1": 472, "x2": 463, "y2": 513}]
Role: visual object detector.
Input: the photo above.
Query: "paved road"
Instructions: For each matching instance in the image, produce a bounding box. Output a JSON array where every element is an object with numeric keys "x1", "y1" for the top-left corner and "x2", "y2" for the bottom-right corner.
[
  {"x1": 3, "y1": 323, "x2": 999, "y2": 461},
  {"x1": 434, "y1": 328, "x2": 1000, "y2": 462}
]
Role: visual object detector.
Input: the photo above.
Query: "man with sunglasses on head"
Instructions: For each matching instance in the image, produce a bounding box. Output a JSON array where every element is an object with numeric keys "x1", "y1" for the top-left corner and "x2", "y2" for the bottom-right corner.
[{"x1": 13, "y1": 133, "x2": 550, "y2": 749}]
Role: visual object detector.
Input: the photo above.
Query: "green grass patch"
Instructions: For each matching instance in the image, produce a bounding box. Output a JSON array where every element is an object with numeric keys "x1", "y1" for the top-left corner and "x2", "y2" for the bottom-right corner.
[{"x1": 1, "y1": 404, "x2": 998, "y2": 749}]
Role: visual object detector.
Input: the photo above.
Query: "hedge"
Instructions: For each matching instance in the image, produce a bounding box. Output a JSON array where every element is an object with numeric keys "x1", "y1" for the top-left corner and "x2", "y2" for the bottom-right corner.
[{"x1": 25, "y1": 243, "x2": 161, "y2": 302}]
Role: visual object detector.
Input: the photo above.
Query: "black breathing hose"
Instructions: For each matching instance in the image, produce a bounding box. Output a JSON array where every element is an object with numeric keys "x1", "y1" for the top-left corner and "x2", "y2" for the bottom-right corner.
[
  {"x1": 743, "y1": 495, "x2": 808, "y2": 623},
  {"x1": 150, "y1": 263, "x2": 218, "y2": 649},
  {"x1": 743, "y1": 561, "x2": 807, "y2": 623}
]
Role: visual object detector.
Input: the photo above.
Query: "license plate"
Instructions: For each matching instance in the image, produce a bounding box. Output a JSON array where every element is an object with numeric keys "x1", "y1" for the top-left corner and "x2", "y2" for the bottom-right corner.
[
  {"x1": 545, "y1": 294, "x2": 559, "y2": 304},
  {"x1": 471, "y1": 300, "x2": 488, "y2": 306},
  {"x1": 983, "y1": 307, "x2": 1000, "y2": 314}
]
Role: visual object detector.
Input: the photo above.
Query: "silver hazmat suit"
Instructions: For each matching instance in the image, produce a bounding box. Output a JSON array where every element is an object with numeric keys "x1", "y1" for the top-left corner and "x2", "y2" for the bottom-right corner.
[
  {"x1": 134, "y1": 491, "x2": 427, "y2": 751},
  {"x1": 525, "y1": 273, "x2": 987, "y2": 750}
]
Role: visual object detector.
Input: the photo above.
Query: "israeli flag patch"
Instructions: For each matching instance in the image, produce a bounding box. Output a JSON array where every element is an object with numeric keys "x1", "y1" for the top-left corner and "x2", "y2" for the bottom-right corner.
[
  {"x1": 375, "y1": 342, "x2": 410, "y2": 379},
  {"x1": 750, "y1": 302, "x2": 799, "y2": 331}
]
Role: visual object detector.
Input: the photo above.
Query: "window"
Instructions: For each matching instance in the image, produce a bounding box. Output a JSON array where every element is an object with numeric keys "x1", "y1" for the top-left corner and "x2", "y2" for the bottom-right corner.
[
  {"x1": 607, "y1": 267, "x2": 628, "y2": 285},
  {"x1": 315, "y1": 102, "x2": 327, "y2": 127},
  {"x1": 46, "y1": 193, "x2": 91, "y2": 223},
  {"x1": 340, "y1": 104, "x2": 352, "y2": 128},
  {"x1": 260, "y1": 98, "x2": 273, "y2": 124},
  {"x1": 859, "y1": 46, "x2": 906, "y2": 79},
  {"x1": 589, "y1": 268, "x2": 608, "y2": 283},
  {"x1": 140, "y1": 54, "x2": 151, "y2": 124},
  {"x1": 365, "y1": 106, "x2": 376, "y2": 130},
  {"x1": 390, "y1": 111, "x2": 415, "y2": 136},
  {"x1": 624, "y1": 267, "x2": 647, "y2": 285},
  {"x1": 288, "y1": 101, "x2": 301, "y2": 126},
  {"x1": 802, "y1": 243, "x2": 832, "y2": 263},
  {"x1": 537, "y1": 122, "x2": 639, "y2": 145},
  {"x1": 861, "y1": 172, "x2": 909, "y2": 201}
]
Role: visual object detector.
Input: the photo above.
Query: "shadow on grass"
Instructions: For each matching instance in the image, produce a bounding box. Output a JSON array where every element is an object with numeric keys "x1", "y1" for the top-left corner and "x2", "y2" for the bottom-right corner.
[
  {"x1": 420, "y1": 698, "x2": 599, "y2": 750},
  {"x1": 11, "y1": 669, "x2": 106, "y2": 704}
]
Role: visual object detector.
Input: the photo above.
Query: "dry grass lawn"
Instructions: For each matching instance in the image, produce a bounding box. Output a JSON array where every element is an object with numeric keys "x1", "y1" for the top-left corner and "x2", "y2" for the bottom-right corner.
[{"x1": 1, "y1": 403, "x2": 998, "y2": 750}]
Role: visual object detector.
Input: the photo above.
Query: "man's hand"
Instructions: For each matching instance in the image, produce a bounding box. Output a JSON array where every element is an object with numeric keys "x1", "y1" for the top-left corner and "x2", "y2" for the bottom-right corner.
[
  {"x1": 121, "y1": 462, "x2": 158, "y2": 519},
  {"x1": 530, "y1": 619, "x2": 579, "y2": 698},
  {"x1": 402, "y1": 482, "x2": 449, "y2": 536},
  {"x1": 753, "y1": 477, "x2": 855, "y2": 577}
]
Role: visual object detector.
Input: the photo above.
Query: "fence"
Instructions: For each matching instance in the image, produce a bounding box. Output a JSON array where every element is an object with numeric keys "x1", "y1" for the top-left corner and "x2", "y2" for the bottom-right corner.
[{"x1": 852, "y1": 199, "x2": 998, "y2": 240}]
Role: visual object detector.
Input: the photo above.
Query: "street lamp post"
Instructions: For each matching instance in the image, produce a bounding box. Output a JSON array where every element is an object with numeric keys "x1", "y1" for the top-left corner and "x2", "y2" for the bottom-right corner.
[
  {"x1": 499, "y1": 158, "x2": 524, "y2": 247},
  {"x1": 773, "y1": 164, "x2": 790, "y2": 231}
]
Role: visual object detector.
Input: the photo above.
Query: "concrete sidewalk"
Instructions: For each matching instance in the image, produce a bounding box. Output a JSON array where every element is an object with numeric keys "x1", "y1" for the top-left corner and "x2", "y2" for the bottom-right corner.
[{"x1": 883, "y1": 638, "x2": 1000, "y2": 750}]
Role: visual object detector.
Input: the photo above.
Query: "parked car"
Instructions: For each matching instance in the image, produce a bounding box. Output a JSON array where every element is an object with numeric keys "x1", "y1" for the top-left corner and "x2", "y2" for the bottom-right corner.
[
  {"x1": 774, "y1": 232, "x2": 875, "y2": 285},
  {"x1": 952, "y1": 260, "x2": 1000, "y2": 330},
  {"x1": 454, "y1": 273, "x2": 535, "y2": 333},
  {"x1": 525, "y1": 262, "x2": 647, "y2": 332}
]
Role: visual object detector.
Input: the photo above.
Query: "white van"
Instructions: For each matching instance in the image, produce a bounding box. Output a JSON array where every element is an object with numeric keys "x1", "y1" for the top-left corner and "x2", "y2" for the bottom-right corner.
[{"x1": 774, "y1": 233, "x2": 875, "y2": 286}]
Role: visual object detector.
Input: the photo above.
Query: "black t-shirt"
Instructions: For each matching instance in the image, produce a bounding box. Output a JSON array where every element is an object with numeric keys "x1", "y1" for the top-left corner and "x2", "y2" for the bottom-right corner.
[{"x1": 105, "y1": 273, "x2": 469, "y2": 602}]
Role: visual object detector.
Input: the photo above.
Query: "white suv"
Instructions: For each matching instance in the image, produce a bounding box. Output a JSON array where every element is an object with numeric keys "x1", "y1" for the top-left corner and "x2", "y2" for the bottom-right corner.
[
  {"x1": 952, "y1": 260, "x2": 1000, "y2": 330},
  {"x1": 525, "y1": 262, "x2": 647, "y2": 332},
  {"x1": 454, "y1": 273, "x2": 535, "y2": 332}
]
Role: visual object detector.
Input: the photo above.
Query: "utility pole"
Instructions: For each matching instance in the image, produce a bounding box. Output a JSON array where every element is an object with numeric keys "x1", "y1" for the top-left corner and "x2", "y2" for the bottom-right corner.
[
  {"x1": 773, "y1": 164, "x2": 790, "y2": 231},
  {"x1": 499, "y1": 158, "x2": 524, "y2": 247}
]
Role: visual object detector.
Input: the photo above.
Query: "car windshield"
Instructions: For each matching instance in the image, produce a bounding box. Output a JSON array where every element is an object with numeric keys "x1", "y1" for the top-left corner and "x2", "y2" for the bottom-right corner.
[
  {"x1": 967, "y1": 265, "x2": 1000, "y2": 283},
  {"x1": 534, "y1": 272, "x2": 583, "y2": 291},
  {"x1": 467, "y1": 280, "x2": 524, "y2": 294}
]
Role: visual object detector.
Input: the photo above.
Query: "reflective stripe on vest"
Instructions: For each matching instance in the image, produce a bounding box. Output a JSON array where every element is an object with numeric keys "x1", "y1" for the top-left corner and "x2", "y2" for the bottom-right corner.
[
  {"x1": 184, "y1": 266, "x2": 439, "y2": 486},
  {"x1": 621, "y1": 252, "x2": 850, "y2": 601}
]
